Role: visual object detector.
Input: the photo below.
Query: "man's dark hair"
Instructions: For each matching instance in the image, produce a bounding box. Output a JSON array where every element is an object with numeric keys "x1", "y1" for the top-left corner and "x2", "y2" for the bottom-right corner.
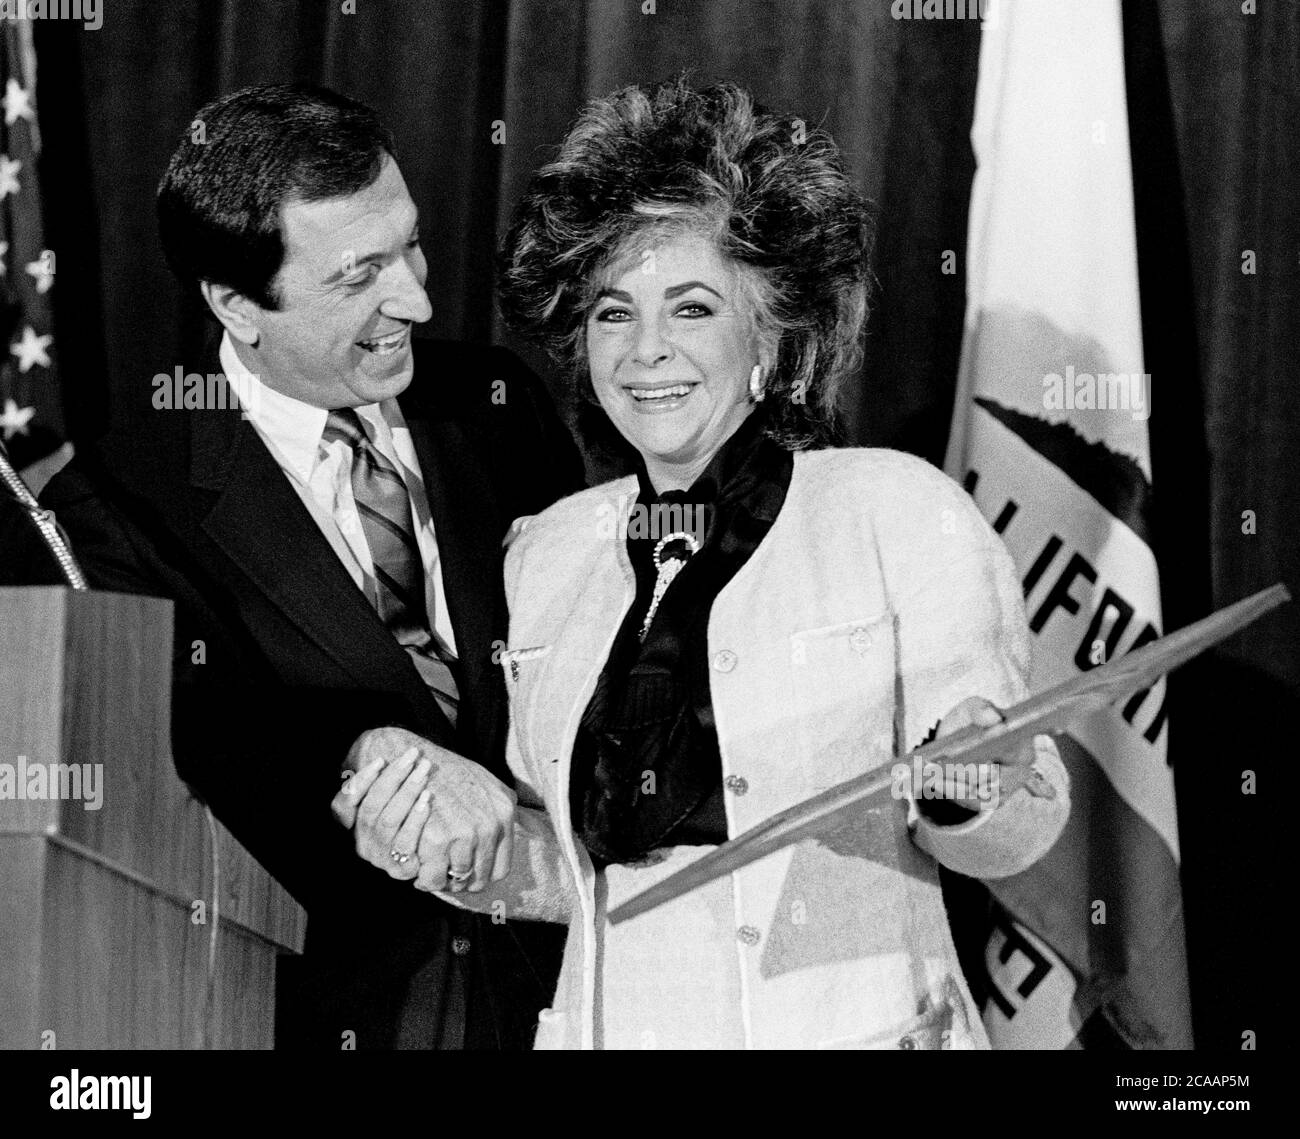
[{"x1": 157, "y1": 83, "x2": 395, "y2": 310}]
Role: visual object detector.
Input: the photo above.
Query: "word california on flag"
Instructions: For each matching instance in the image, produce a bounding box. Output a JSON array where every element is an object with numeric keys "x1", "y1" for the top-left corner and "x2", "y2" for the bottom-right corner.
[{"x1": 945, "y1": 0, "x2": 1192, "y2": 1047}]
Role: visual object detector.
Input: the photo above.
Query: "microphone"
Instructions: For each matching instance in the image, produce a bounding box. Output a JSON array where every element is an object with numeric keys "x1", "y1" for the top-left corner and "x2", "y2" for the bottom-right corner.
[{"x1": 0, "y1": 439, "x2": 88, "y2": 590}]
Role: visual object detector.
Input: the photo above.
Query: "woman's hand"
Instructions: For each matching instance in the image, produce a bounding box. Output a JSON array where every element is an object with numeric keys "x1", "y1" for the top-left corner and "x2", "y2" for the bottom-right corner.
[
  {"x1": 931, "y1": 696, "x2": 1052, "y2": 811},
  {"x1": 331, "y1": 726, "x2": 516, "y2": 892}
]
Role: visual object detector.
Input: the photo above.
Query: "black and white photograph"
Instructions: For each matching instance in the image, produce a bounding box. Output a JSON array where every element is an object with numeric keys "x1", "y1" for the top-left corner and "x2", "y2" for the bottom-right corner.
[{"x1": 0, "y1": 0, "x2": 1290, "y2": 1120}]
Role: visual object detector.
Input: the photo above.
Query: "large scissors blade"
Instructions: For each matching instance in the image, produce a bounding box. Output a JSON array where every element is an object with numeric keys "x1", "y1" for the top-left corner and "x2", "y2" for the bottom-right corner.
[{"x1": 608, "y1": 583, "x2": 1289, "y2": 925}]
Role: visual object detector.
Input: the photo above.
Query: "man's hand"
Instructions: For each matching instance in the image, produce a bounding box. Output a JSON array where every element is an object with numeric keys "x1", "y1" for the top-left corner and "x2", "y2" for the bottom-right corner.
[
  {"x1": 932, "y1": 696, "x2": 1052, "y2": 811},
  {"x1": 331, "y1": 726, "x2": 516, "y2": 893}
]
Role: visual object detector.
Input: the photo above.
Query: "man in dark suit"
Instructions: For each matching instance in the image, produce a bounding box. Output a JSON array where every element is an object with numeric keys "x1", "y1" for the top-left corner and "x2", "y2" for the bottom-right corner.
[{"x1": 29, "y1": 84, "x2": 583, "y2": 1048}]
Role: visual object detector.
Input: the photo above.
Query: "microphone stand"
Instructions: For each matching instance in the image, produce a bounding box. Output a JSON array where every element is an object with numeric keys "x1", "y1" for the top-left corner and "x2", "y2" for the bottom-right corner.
[{"x1": 0, "y1": 439, "x2": 88, "y2": 590}]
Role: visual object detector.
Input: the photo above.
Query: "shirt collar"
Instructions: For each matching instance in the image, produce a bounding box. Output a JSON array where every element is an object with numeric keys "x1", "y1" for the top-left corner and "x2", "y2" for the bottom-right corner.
[{"x1": 218, "y1": 332, "x2": 391, "y2": 484}]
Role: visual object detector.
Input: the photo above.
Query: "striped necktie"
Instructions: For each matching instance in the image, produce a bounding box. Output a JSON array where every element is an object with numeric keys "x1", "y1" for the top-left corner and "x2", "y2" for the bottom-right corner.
[{"x1": 322, "y1": 407, "x2": 460, "y2": 725}]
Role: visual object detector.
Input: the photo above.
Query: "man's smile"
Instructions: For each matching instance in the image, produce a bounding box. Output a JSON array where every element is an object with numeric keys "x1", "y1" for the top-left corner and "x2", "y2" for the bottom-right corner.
[{"x1": 356, "y1": 326, "x2": 410, "y2": 355}]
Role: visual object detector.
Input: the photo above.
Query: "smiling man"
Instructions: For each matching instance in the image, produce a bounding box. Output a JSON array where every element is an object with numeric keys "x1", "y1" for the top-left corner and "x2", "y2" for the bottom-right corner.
[{"x1": 32, "y1": 85, "x2": 582, "y2": 1049}]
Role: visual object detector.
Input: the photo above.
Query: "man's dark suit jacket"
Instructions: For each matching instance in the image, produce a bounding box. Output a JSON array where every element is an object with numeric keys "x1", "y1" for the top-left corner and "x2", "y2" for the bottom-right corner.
[{"x1": 18, "y1": 336, "x2": 584, "y2": 1049}]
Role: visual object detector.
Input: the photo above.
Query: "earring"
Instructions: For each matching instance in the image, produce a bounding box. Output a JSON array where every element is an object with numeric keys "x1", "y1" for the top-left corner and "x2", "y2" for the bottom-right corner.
[{"x1": 749, "y1": 364, "x2": 765, "y2": 402}]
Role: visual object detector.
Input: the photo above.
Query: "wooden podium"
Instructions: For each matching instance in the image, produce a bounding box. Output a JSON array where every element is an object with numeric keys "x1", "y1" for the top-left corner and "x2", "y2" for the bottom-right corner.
[{"x1": 0, "y1": 587, "x2": 305, "y2": 1049}]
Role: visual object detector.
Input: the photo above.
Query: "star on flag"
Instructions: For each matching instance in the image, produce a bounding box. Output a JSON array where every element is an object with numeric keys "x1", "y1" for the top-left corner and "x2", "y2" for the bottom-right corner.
[
  {"x1": 3, "y1": 77, "x2": 34, "y2": 126},
  {"x1": 2, "y1": 48, "x2": 63, "y2": 468},
  {"x1": 25, "y1": 255, "x2": 53, "y2": 294},
  {"x1": 0, "y1": 154, "x2": 20, "y2": 199},
  {"x1": 0, "y1": 397, "x2": 35, "y2": 440},
  {"x1": 10, "y1": 325, "x2": 53, "y2": 373}
]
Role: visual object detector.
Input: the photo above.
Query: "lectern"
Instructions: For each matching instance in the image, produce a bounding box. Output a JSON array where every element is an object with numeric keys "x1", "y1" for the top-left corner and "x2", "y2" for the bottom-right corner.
[{"x1": 0, "y1": 587, "x2": 305, "y2": 1048}]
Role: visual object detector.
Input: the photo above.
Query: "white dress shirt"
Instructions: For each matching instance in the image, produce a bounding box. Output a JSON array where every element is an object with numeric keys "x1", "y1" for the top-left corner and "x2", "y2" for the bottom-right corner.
[{"x1": 220, "y1": 332, "x2": 458, "y2": 658}]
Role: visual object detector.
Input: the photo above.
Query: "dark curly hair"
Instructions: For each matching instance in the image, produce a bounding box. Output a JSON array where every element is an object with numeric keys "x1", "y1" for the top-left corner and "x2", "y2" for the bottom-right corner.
[{"x1": 498, "y1": 78, "x2": 873, "y2": 448}]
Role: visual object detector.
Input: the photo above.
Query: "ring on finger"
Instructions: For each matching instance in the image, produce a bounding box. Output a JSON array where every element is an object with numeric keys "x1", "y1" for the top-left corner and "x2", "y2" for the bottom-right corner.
[
  {"x1": 447, "y1": 867, "x2": 472, "y2": 883},
  {"x1": 391, "y1": 849, "x2": 416, "y2": 866}
]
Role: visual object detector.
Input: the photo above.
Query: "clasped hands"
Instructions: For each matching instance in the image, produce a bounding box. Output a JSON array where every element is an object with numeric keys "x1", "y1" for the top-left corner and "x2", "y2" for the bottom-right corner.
[
  {"x1": 329, "y1": 697, "x2": 1050, "y2": 893},
  {"x1": 330, "y1": 726, "x2": 514, "y2": 894}
]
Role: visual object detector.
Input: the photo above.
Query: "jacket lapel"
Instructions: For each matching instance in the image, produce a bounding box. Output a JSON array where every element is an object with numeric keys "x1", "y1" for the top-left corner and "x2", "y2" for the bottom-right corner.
[{"x1": 187, "y1": 382, "x2": 451, "y2": 741}]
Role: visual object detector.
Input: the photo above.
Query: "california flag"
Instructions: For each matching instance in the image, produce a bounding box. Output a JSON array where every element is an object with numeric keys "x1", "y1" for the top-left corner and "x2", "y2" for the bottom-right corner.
[{"x1": 945, "y1": 0, "x2": 1193, "y2": 1048}]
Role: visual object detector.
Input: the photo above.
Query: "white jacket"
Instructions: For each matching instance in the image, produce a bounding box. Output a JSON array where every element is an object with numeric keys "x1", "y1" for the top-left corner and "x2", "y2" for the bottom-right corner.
[{"x1": 445, "y1": 447, "x2": 1069, "y2": 1049}]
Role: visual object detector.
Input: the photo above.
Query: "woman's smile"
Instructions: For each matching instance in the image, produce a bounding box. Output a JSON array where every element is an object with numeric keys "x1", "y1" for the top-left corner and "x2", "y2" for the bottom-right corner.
[{"x1": 623, "y1": 381, "x2": 699, "y2": 411}]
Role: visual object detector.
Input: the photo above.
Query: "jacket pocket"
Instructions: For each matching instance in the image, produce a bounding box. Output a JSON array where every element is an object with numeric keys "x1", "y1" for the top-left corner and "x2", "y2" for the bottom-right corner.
[
  {"x1": 788, "y1": 611, "x2": 896, "y2": 789},
  {"x1": 499, "y1": 644, "x2": 553, "y2": 774},
  {"x1": 500, "y1": 644, "x2": 552, "y2": 723},
  {"x1": 500, "y1": 643, "x2": 552, "y2": 685},
  {"x1": 814, "y1": 980, "x2": 974, "y2": 1050}
]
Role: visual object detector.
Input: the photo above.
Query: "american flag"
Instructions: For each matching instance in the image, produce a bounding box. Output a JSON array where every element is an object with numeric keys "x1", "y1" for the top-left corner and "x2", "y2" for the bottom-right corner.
[{"x1": 0, "y1": 19, "x2": 64, "y2": 486}]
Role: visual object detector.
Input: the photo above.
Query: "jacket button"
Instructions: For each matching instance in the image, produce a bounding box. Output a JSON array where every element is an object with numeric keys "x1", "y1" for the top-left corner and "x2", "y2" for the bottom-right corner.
[
  {"x1": 849, "y1": 627, "x2": 873, "y2": 655},
  {"x1": 736, "y1": 925, "x2": 761, "y2": 946},
  {"x1": 724, "y1": 775, "x2": 749, "y2": 795},
  {"x1": 712, "y1": 650, "x2": 737, "y2": 673},
  {"x1": 451, "y1": 937, "x2": 472, "y2": 956},
  {"x1": 898, "y1": 1035, "x2": 917, "y2": 1050},
  {"x1": 625, "y1": 849, "x2": 667, "y2": 869}
]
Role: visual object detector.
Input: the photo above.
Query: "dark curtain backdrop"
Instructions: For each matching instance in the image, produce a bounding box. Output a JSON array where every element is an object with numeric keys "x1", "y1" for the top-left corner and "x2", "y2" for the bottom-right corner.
[
  {"x1": 31, "y1": 0, "x2": 1294, "y2": 1047},
  {"x1": 38, "y1": 0, "x2": 982, "y2": 463}
]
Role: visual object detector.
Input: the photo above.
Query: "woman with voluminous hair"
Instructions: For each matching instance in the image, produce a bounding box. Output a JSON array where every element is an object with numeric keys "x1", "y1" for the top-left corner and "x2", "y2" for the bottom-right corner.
[{"x1": 352, "y1": 78, "x2": 1070, "y2": 1050}]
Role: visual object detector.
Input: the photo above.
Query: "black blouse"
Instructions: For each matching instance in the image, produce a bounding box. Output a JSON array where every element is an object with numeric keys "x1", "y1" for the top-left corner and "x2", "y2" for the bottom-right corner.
[{"x1": 569, "y1": 409, "x2": 793, "y2": 868}]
